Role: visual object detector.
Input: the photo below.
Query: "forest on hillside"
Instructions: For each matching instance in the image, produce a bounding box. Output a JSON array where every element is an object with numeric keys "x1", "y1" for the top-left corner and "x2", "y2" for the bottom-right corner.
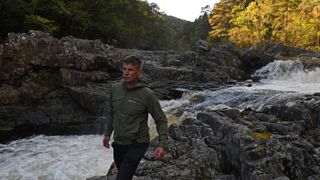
[
  {"x1": 209, "y1": 0, "x2": 319, "y2": 51},
  {"x1": 0, "y1": 0, "x2": 319, "y2": 51},
  {"x1": 0, "y1": 0, "x2": 209, "y2": 51}
]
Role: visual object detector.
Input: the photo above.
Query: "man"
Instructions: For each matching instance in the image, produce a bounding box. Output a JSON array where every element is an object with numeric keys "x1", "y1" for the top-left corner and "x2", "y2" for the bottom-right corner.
[{"x1": 103, "y1": 55, "x2": 169, "y2": 180}]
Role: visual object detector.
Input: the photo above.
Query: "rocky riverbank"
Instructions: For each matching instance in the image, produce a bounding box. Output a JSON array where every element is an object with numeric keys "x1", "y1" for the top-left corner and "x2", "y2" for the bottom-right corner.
[
  {"x1": 134, "y1": 95, "x2": 320, "y2": 180},
  {"x1": 1, "y1": 30, "x2": 320, "y2": 179}
]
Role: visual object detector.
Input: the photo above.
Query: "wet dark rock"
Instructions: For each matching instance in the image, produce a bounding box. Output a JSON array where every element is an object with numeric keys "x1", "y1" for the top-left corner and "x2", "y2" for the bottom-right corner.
[
  {"x1": 264, "y1": 44, "x2": 310, "y2": 58},
  {"x1": 0, "y1": 84, "x2": 21, "y2": 105},
  {"x1": 262, "y1": 95, "x2": 320, "y2": 128},
  {"x1": 60, "y1": 68, "x2": 110, "y2": 86},
  {"x1": 65, "y1": 83, "x2": 110, "y2": 114},
  {"x1": 191, "y1": 40, "x2": 211, "y2": 53},
  {"x1": 314, "y1": 93, "x2": 320, "y2": 96},
  {"x1": 148, "y1": 81, "x2": 184, "y2": 100},
  {"x1": 0, "y1": 31, "x2": 116, "y2": 142},
  {"x1": 240, "y1": 47, "x2": 274, "y2": 74}
]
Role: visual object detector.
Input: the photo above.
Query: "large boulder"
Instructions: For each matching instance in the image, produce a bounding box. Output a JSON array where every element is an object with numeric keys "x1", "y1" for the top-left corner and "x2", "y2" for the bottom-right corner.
[
  {"x1": 240, "y1": 47, "x2": 275, "y2": 74},
  {"x1": 0, "y1": 31, "x2": 116, "y2": 142}
]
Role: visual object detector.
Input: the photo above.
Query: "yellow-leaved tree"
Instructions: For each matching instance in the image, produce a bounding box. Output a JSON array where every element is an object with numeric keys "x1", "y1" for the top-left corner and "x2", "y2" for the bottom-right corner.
[{"x1": 208, "y1": 0, "x2": 320, "y2": 51}]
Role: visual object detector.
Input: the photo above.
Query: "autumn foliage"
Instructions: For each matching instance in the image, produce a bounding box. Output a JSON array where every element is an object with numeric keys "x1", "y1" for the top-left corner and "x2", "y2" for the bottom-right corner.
[{"x1": 208, "y1": 0, "x2": 320, "y2": 51}]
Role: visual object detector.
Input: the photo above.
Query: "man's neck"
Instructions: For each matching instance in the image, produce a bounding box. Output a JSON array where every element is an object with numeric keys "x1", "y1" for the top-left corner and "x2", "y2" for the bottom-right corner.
[{"x1": 126, "y1": 81, "x2": 139, "y2": 89}]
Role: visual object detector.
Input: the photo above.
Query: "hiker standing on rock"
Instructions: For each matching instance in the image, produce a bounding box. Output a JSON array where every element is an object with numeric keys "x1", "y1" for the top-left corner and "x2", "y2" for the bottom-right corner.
[{"x1": 103, "y1": 55, "x2": 169, "y2": 180}]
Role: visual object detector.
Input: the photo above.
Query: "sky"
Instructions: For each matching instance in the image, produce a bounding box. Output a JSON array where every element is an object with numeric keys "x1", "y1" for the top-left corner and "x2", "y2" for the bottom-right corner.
[{"x1": 146, "y1": 0, "x2": 220, "y2": 21}]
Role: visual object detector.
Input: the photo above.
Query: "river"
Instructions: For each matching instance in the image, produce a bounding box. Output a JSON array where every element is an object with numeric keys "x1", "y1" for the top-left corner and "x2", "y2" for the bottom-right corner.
[{"x1": 1, "y1": 60, "x2": 319, "y2": 180}]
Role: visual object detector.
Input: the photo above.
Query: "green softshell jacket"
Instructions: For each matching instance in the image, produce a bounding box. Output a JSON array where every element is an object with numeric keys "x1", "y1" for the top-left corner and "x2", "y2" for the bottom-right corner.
[{"x1": 105, "y1": 81, "x2": 169, "y2": 150}]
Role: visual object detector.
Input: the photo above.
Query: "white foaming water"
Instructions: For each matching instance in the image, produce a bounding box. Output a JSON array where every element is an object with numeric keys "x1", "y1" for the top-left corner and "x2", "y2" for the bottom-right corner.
[
  {"x1": 191, "y1": 87, "x2": 301, "y2": 112},
  {"x1": 252, "y1": 60, "x2": 320, "y2": 93},
  {"x1": 0, "y1": 135, "x2": 113, "y2": 180},
  {"x1": 148, "y1": 92, "x2": 193, "y2": 138},
  {"x1": 161, "y1": 60, "x2": 320, "y2": 112},
  {"x1": 0, "y1": 99, "x2": 187, "y2": 180}
]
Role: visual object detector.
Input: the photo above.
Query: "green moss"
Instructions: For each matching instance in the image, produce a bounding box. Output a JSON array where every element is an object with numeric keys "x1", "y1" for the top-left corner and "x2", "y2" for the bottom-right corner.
[
  {"x1": 251, "y1": 131, "x2": 272, "y2": 139},
  {"x1": 149, "y1": 114, "x2": 179, "y2": 140}
]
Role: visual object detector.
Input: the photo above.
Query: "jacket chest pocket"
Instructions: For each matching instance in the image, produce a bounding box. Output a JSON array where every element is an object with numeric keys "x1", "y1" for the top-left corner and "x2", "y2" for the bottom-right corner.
[
  {"x1": 124, "y1": 98, "x2": 145, "y2": 115},
  {"x1": 112, "y1": 97, "x2": 123, "y2": 112}
]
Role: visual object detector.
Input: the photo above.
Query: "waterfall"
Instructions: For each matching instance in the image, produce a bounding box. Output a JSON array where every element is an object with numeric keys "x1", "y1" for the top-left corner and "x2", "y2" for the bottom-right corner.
[
  {"x1": 251, "y1": 60, "x2": 320, "y2": 93},
  {"x1": 160, "y1": 60, "x2": 320, "y2": 112},
  {"x1": 253, "y1": 60, "x2": 320, "y2": 83}
]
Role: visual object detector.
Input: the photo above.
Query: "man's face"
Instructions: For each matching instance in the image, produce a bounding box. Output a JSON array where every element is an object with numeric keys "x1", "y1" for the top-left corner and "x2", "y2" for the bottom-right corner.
[{"x1": 123, "y1": 63, "x2": 141, "y2": 84}]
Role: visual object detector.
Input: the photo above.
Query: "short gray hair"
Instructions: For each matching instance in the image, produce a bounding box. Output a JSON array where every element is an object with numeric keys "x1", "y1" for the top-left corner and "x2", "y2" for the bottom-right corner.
[{"x1": 123, "y1": 55, "x2": 142, "y2": 69}]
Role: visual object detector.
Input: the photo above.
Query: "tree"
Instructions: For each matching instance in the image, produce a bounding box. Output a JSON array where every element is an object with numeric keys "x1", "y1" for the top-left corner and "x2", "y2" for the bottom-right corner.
[
  {"x1": 0, "y1": 0, "x2": 32, "y2": 40},
  {"x1": 229, "y1": 1, "x2": 273, "y2": 46},
  {"x1": 208, "y1": 0, "x2": 319, "y2": 51},
  {"x1": 208, "y1": 0, "x2": 252, "y2": 44},
  {"x1": 192, "y1": 5, "x2": 212, "y2": 43},
  {"x1": 288, "y1": 0, "x2": 320, "y2": 50},
  {"x1": 0, "y1": 0, "x2": 226, "y2": 51}
]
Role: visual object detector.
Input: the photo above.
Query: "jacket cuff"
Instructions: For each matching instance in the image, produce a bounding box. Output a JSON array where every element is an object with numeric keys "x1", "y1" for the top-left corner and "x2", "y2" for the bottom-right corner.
[
  {"x1": 157, "y1": 140, "x2": 169, "y2": 152},
  {"x1": 105, "y1": 129, "x2": 113, "y2": 137}
]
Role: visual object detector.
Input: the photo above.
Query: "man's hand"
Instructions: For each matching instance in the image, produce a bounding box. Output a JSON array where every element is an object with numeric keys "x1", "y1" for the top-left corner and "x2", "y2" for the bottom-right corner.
[
  {"x1": 103, "y1": 136, "x2": 110, "y2": 148},
  {"x1": 154, "y1": 146, "x2": 165, "y2": 160}
]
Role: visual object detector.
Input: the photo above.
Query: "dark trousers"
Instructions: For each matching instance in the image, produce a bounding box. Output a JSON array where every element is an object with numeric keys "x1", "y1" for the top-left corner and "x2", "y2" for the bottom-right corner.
[{"x1": 112, "y1": 142, "x2": 148, "y2": 180}]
